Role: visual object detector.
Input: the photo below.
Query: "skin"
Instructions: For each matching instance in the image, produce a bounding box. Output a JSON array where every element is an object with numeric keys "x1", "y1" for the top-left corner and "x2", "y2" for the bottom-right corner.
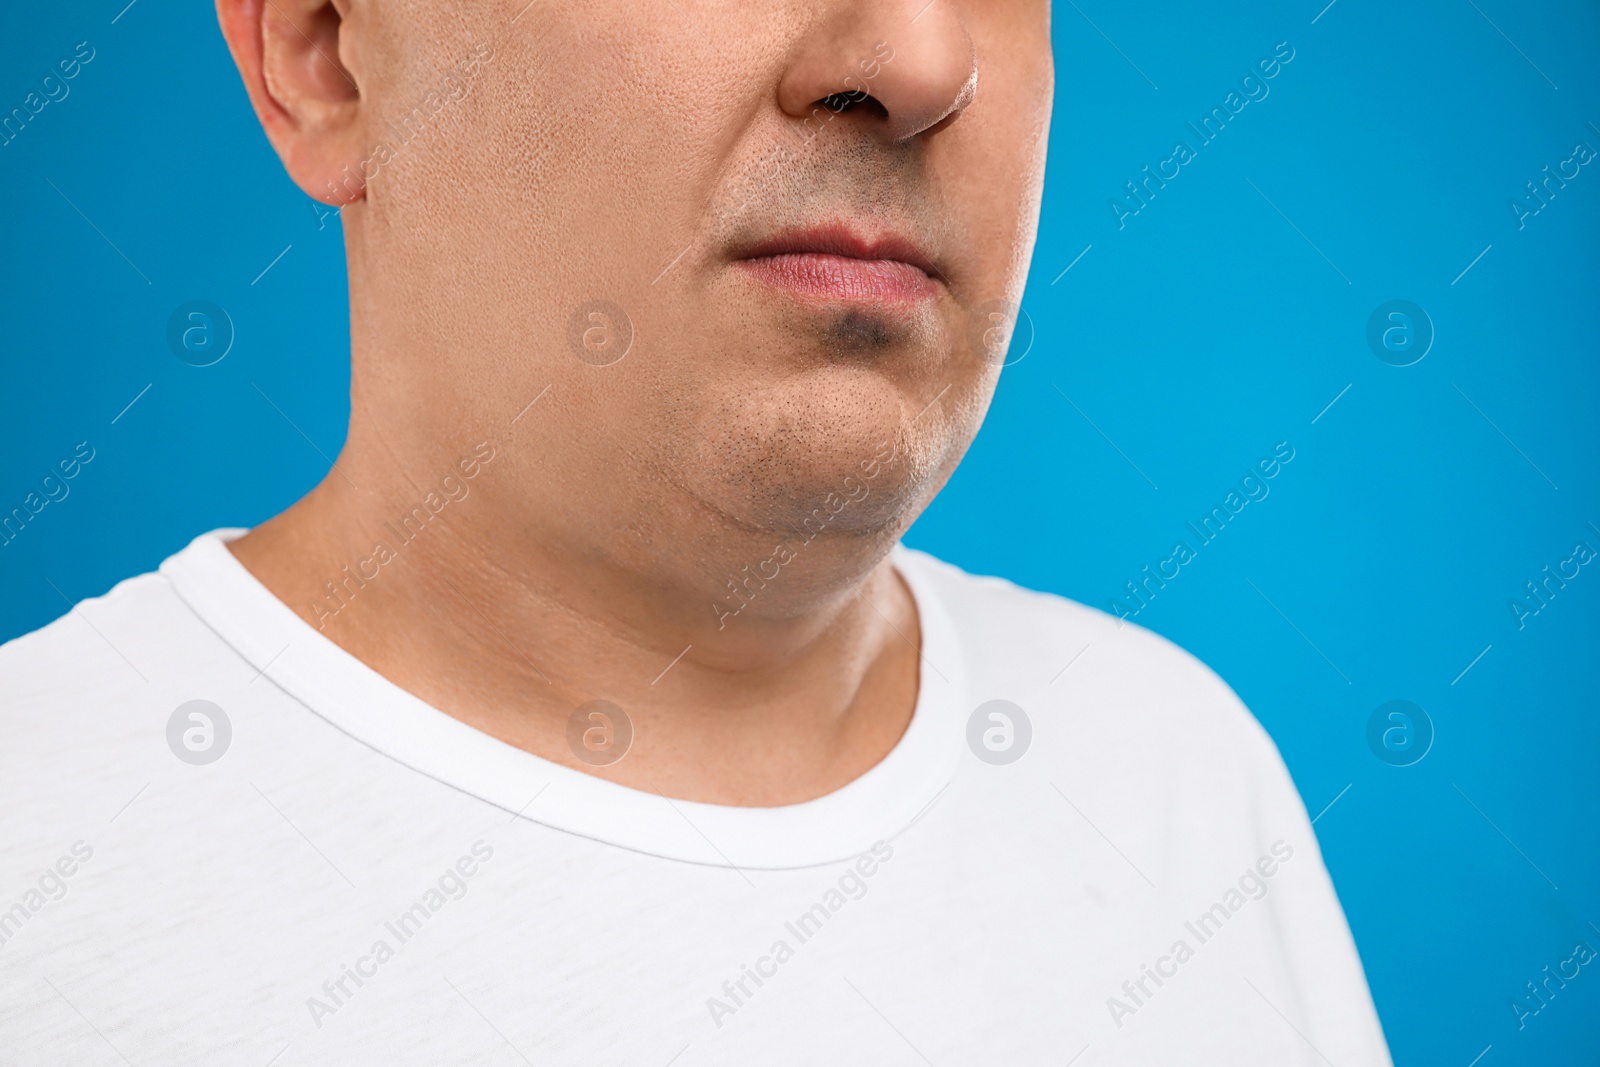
[{"x1": 216, "y1": 0, "x2": 1052, "y2": 805}]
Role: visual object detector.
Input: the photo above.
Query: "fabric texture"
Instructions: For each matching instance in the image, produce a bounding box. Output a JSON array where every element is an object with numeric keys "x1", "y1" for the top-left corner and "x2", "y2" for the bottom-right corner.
[{"x1": 0, "y1": 530, "x2": 1391, "y2": 1065}]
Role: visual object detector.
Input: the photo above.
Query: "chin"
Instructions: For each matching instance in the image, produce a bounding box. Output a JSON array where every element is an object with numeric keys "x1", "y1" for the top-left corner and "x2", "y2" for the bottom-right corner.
[{"x1": 683, "y1": 367, "x2": 937, "y2": 541}]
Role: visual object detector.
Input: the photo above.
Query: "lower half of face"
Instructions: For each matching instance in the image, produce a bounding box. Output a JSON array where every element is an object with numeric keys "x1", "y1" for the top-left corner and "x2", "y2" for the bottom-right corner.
[
  {"x1": 358, "y1": 0, "x2": 1051, "y2": 570},
  {"x1": 648, "y1": 220, "x2": 990, "y2": 540}
]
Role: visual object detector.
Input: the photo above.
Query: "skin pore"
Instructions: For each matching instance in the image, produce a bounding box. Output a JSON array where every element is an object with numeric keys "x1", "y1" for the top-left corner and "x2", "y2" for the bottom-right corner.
[{"x1": 216, "y1": 0, "x2": 1052, "y2": 805}]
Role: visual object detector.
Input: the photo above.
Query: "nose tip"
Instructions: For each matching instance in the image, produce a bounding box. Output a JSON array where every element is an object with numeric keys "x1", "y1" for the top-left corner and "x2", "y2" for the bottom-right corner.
[{"x1": 778, "y1": 2, "x2": 979, "y2": 144}]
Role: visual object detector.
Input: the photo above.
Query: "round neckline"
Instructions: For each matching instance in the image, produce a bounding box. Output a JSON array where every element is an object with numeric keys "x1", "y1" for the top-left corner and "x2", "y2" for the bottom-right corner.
[{"x1": 161, "y1": 529, "x2": 968, "y2": 870}]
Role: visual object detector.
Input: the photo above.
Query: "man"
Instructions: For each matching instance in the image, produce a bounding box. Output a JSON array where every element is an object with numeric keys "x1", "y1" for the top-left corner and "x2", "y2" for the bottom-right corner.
[{"x1": 0, "y1": 0, "x2": 1390, "y2": 1062}]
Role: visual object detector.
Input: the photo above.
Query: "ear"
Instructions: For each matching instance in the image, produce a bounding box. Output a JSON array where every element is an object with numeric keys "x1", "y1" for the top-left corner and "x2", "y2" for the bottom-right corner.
[{"x1": 216, "y1": 0, "x2": 366, "y2": 205}]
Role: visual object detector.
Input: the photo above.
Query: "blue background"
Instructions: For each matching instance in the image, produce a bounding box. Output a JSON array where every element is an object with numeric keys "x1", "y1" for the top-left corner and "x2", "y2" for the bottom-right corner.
[{"x1": 2, "y1": 1, "x2": 1597, "y2": 1063}]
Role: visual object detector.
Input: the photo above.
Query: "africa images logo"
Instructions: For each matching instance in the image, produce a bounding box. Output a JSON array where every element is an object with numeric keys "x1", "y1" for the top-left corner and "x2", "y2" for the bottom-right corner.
[
  {"x1": 967, "y1": 699, "x2": 1032, "y2": 765},
  {"x1": 705, "y1": 841, "x2": 894, "y2": 1028},
  {"x1": 306, "y1": 841, "x2": 495, "y2": 1029},
  {"x1": 1106, "y1": 841, "x2": 1295, "y2": 1028},
  {"x1": 166, "y1": 700, "x2": 232, "y2": 765}
]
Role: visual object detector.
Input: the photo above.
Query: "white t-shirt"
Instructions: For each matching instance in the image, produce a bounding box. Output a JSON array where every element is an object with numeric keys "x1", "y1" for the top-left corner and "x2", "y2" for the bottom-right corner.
[{"x1": 0, "y1": 530, "x2": 1390, "y2": 1065}]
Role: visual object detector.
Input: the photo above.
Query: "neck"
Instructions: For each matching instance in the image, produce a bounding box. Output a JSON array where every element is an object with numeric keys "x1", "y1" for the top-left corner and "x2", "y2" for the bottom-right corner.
[{"x1": 228, "y1": 417, "x2": 923, "y2": 806}]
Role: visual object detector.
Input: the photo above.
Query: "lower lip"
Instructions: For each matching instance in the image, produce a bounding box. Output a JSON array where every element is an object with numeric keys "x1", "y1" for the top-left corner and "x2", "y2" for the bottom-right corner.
[{"x1": 736, "y1": 253, "x2": 940, "y2": 306}]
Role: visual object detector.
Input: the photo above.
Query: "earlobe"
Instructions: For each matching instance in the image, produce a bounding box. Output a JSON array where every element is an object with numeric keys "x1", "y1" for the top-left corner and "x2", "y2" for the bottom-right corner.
[{"x1": 216, "y1": 0, "x2": 365, "y2": 205}]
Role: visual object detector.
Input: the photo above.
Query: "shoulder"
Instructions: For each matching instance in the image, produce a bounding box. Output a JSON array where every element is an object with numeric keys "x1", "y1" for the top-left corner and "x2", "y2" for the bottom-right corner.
[
  {"x1": 900, "y1": 547, "x2": 1322, "y2": 892},
  {"x1": 898, "y1": 545, "x2": 1285, "y2": 777},
  {"x1": 0, "y1": 567, "x2": 209, "y2": 729},
  {"x1": 0, "y1": 557, "x2": 260, "y2": 845}
]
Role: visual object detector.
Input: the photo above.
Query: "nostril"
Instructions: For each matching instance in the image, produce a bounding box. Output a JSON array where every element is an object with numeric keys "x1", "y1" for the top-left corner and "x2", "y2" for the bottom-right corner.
[{"x1": 817, "y1": 92, "x2": 889, "y2": 120}]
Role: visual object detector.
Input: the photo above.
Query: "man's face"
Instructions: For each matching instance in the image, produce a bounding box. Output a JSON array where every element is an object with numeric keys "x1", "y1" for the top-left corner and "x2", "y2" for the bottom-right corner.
[{"x1": 338, "y1": 0, "x2": 1052, "y2": 581}]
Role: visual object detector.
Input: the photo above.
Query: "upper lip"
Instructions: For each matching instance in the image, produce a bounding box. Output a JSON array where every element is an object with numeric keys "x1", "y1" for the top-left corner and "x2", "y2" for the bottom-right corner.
[{"x1": 737, "y1": 224, "x2": 944, "y2": 283}]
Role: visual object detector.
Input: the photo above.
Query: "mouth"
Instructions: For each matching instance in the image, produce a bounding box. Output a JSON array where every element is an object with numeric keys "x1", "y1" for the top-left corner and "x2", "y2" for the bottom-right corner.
[{"x1": 733, "y1": 224, "x2": 944, "y2": 307}]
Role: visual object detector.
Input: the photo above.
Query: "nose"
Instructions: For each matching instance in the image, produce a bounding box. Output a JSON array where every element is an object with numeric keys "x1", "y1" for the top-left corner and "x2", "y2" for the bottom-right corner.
[{"x1": 777, "y1": 1, "x2": 978, "y2": 143}]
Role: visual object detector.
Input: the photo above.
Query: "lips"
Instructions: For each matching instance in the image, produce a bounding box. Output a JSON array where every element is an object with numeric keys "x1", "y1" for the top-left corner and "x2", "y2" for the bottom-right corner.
[{"x1": 734, "y1": 224, "x2": 943, "y2": 306}]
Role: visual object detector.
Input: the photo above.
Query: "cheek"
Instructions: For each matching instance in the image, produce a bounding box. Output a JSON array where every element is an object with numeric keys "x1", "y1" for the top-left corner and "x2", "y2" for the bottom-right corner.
[{"x1": 940, "y1": 31, "x2": 1052, "y2": 302}]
